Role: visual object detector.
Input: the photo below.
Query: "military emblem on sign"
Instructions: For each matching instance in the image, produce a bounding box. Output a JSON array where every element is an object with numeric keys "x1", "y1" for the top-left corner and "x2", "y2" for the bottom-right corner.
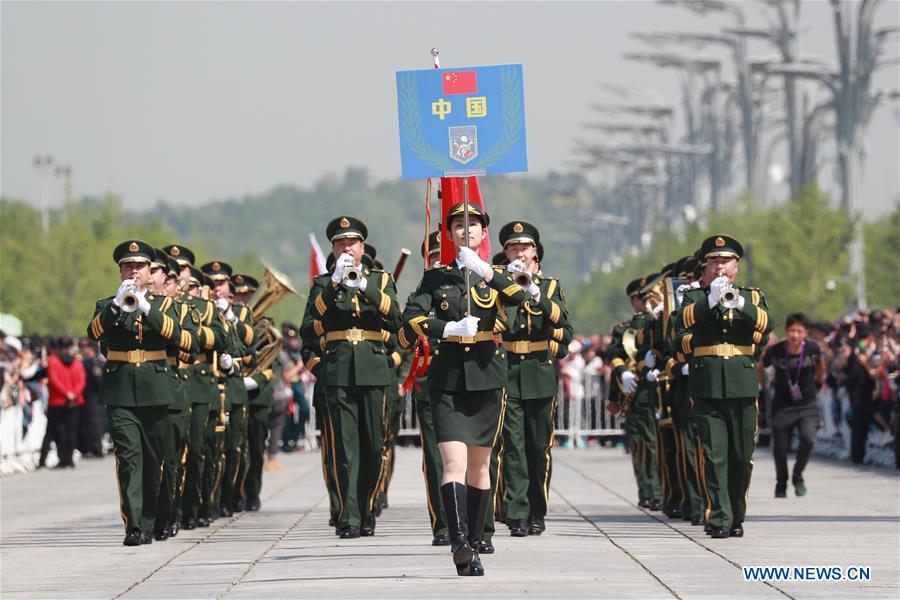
[{"x1": 449, "y1": 125, "x2": 478, "y2": 164}]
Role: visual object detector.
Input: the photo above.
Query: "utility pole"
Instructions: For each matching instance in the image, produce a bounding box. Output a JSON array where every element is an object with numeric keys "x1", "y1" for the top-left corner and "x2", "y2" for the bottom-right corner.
[{"x1": 33, "y1": 154, "x2": 53, "y2": 233}]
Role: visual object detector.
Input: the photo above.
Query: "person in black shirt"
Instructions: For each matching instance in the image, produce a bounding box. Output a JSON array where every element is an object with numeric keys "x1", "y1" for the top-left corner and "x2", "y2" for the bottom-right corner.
[{"x1": 761, "y1": 313, "x2": 825, "y2": 497}]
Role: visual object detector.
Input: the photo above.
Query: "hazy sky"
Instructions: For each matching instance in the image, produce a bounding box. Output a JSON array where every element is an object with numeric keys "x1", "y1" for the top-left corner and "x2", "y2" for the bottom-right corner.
[{"x1": 2, "y1": 1, "x2": 898, "y2": 219}]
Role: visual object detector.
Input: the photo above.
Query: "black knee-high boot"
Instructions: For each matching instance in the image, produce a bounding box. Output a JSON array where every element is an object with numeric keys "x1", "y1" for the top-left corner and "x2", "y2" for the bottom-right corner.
[
  {"x1": 440, "y1": 482, "x2": 474, "y2": 569},
  {"x1": 462, "y1": 485, "x2": 490, "y2": 576}
]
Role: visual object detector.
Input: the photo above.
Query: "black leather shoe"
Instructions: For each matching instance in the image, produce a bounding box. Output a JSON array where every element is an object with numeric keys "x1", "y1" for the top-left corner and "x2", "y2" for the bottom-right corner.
[
  {"x1": 432, "y1": 533, "x2": 450, "y2": 546},
  {"x1": 328, "y1": 517, "x2": 335, "y2": 527},
  {"x1": 648, "y1": 499, "x2": 664, "y2": 511},
  {"x1": 140, "y1": 531, "x2": 153, "y2": 544},
  {"x1": 339, "y1": 526, "x2": 360, "y2": 539},
  {"x1": 123, "y1": 529, "x2": 142, "y2": 546},
  {"x1": 474, "y1": 540, "x2": 494, "y2": 554},
  {"x1": 710, "y1": 526, "x2": 730, "y2": 539},
  {"x1": 456, "y1": 552, "x2": 485, "y2": 576},
  {"x1": 220, "y1": 507, "x2": 233, "y2": 518},
  {"x1": 168, "y1": 522, "x2": 180, "y2": 538},
  {"x1": 704, "y1": 523, "x2": 713, "y2": 535},
  {"x1": 528, "y1": 516, "x2": 545, "y2": 535},
  {"x1": 153, "y1": 528, "x2": 170, "y2": 542},
  {"x1": 690, "y1": 515, "x2": 703, "y2": 526},
  {"x1": 197, "y1": 517, "x2": 210, "y2": 528},
  {"x1": 666, "y1": 508, "x2": 684, "y2": 519},
  {"x1": 793, "y1": 478, "x2": 807, "y2": 497},
  {"x1": 181, "y1": 518, "x2": 197, "y2": 530},
  {"x1": 246, "y1": 496, "x2": 261, "y2": 512},
  {"x1": 729, "y1": 524, "x2": 744, "y2": 537},
  {"x1": 638, "y1": 499, "x2": 650, "y2": 508},
  {"x1": 360, "y1": 515, "x2": 376, "y2": 537},
  {"x1": 508, "y1": 518, "x2": 529, "y2": 537},
  {"x1": 775, "y1": 483, "x2": 787, "y2": 498},
  {"x1": 232, "y1": 497, "x2": 245, "y2": 513},
  {"x1": 209, "y1": 508, "x2": 220, "y2": 521}
]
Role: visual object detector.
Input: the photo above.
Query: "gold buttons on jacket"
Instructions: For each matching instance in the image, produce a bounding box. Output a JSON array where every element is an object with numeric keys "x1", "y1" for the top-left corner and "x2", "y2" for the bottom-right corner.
[{"x1": 464, "y1": 347, "x2": 470, "y2": 352}]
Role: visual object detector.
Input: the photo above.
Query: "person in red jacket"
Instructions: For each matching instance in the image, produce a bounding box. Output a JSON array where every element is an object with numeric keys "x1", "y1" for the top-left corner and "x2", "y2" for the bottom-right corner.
[{"x1": 46, "y1": 337, "x2": 86, "y2": 468}]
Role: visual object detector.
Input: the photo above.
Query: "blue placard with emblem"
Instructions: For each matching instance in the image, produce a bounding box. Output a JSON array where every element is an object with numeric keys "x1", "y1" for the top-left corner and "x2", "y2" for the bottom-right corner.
[{"x1": 395, "y1": 64, "x2": 528, "y2": 179}]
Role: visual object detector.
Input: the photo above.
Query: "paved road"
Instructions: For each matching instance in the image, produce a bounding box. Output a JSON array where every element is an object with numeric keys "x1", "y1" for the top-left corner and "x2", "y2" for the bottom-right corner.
[{"x1": 2, "y1": 446, "x2": 897, "y2": 599}]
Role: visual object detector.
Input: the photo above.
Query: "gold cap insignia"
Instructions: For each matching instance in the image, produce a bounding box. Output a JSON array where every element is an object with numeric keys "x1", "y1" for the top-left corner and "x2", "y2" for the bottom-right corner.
[
  {"x1": 170, "y1": 246, "x2": 180, "y2": 257},
  {"x1": 340, "y1": 217, "x2": 350, "y2": 228},
  {"x1": 513, "y1": 222, "x2": 524, "y2": 233},
  {"x1": 440, "y1": 300, "x2": 450, "y2": 311},
  {"x1": 639, "y1": 278, "x2": 646, "y2": 286},
  {"x1": 129, "y1": 242, "x2": 139, "y2": 252},
  {"x1": 212, "y1": 262, "x2": 221, "y2": 271},
  {"x1": 715, "y1": 236, "x2": 725, "y2": 247},
  {"x1": 235, "y1": 275, "x2": 244, "y2": 284}
]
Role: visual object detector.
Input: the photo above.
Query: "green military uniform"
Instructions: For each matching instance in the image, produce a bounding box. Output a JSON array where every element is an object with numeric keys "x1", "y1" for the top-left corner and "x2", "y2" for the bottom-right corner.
[
  {"x1": 373, "y1": 332, "x2": 407, "y2": 514},
  {"x1": 300, "y1": 216, "x2": 401, "y2": 538},
  {"x1": 675, "y1": 235, "x2": 772, "y2": 537},
  {"x1": 608, "y1": 278, "x2": 662, "y2": 509},
  {"x1": 153, "y1": 252, "x2": 199, "y2": 539},
  {"x1": 495, "y1": 222, "x2": 573, "y2": 537},
  {"x1": 400, "y1": 203, "x2": 534, "y2": 575},
  {"x1": 87, "y1": 240, "x2": 183, "y2": 545},
  {"x1": 200, "y1": 261, "x2": 256, "y2": 516}
]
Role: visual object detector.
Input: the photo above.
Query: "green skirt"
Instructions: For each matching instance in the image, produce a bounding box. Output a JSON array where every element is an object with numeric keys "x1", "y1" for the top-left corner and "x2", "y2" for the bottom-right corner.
[{"x1": 431, "y1": 387, "x2": 504, "y2": 447}]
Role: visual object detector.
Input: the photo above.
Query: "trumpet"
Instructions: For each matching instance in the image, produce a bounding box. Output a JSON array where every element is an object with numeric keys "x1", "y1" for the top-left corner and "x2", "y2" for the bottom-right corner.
[
  {"x1": 513, "y1": 271, "x2": 532, "y2": 287},
  {"x1": 342, "y1": 264, "x2": 364, "y2": 287},
  {"x1": 120, "y1": 283, "x2": 140, "y2": 313},
  {"x1": 716, "y1": 267, "x2": 740, "y2": 309}
]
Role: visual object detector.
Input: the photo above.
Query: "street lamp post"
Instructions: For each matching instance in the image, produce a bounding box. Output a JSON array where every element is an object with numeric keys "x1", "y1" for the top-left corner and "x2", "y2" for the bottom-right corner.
[{"x1": 33, "y1": 154, "x2": 53, "y2": 233}]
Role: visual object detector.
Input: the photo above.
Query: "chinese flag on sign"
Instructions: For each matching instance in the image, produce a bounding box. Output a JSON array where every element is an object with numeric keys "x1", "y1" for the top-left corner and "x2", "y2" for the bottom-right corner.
[
  {"x1": 442, "y1": 71, "x2": 477, "y2": 95},
  {"x1": 439, "y1": 176, "x2": 491, "y2": 265}
]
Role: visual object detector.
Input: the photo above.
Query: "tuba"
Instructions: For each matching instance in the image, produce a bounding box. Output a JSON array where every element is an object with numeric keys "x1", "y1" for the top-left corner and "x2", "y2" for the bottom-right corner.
[
  {"x1": 246, "y1": 260, "x2": 298, "y2": 376},
  {"x1": 617, "y1": 328, "x2": 640, "y2": 419}
]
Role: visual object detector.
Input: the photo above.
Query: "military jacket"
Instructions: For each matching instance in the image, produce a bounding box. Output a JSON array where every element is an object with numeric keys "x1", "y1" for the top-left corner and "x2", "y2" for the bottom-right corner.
[
  {"x1": 300, "y1": 267, "x2": 401, "y2": 387},
  {"x1": 400, "y1": 264, "x2": 533, "y2": 392},
  {"x1": 675, "y1": 286, "x2": 772, "y2": 399},
  {"x1": 606, "y1": 321, "x2": 630, "y2": 400},
  {"x1": 165, "y1": 297, "x2": 200, "y2": 411},
  {"x1": 500, "y1": 273, "x2": 573, "y2": 399},
  {"x1": 87, "y1": 293, "x2": 182, "y2": 407},
  {"x1": 184, "y1": 295, "x2": 229, "y2": 405}
]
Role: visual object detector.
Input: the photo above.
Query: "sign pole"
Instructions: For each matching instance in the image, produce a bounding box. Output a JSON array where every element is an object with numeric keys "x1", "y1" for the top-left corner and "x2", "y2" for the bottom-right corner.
[{"x1": 463, "y1": 176, "x2": 471, "y2": 315}]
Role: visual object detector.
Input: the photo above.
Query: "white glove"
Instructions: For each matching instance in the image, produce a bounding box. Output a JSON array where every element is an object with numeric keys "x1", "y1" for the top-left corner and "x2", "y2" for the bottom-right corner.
[
  {"x1": 357, "y1": 275, "x2": 368, "y2": 292},
  {"x1": 736, "y1": 294, "x2": 746, "y2": 310},
  {"x1": 442, "y1": 316, "x2": 480, "y2": 338},
  {"x1": 681, "y1": 363, "x2": 690, "y2": 376},
  {"x1": 646, "y1": 368, "x2": 660, "y2": 383},
  {"x1": 458, "y1": 247, "x2": 493, "y2": 280},
  {"x1": 136, "y1": 289, "x2": 152, "y2": 315},
  {"x1": 113, "y1": 279, "x2": 134, "y2": 308},
  {"x1": 708, "y1": 276, "x2": 728, "y2": 309},
  {"x1": 527, "y1": 281, "x2": 541, "y2": 301},
  {"x1": 621, "y1": 371, "x2": 637, "y2": 395},
  {"x1": 332, "y1": 254, "x2": 355, "y2": 285},
  {"x1": 215, "y1": 297, "x2": 237, "y2": 322},
  {"x1": 243, "y1": 376, "x2": 259, "y2": 391},
  {"x1": 219, "y1": 353, "x2": 234, "y2": 373},
  {"x1": 506, "y1": 259, "x2": 526, "y2": 274},
  {"x1": 644, "y1": 350, "x2": 657, "y2": 369}
]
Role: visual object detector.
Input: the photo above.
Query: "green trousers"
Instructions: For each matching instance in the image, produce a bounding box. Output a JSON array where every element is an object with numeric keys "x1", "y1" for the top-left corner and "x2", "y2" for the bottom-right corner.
[
  {"x1": 155, "y1": 405, "x2": 191, "y2": 529},
  {"x1": 313, "y1": 383, "x2": 341, "y2": 524},
  {"x1": 483, "y1": 399, "x2": 506, "y2": 543},
  {"x1": 326, "y1": 385, "x2": 387, "y2": 529},
  {"x1": 414, "y1": 381, "x2": 447, "y2": 536},
  {"x1": 181, "y1": 402, "x2": 210, "y2": 521},
  {"x1": 201, "y1": 395, "x2": 227, "y2": 519},
  {"x1": 222, "y1": 403, "x2": 248, "y2": 509},
  {"x1": 245, "y1": 402, "x2": 272, "y2": 502},
  {"x1": 693, "y1": 396, "x2": 757, "y2": 527},
  {"x1": 501, "y1": 395, "x2": 556, "y2": 520},
  {"x1": 374, "y1": 382, "x2": 404, "y2": 509},
  {"x1": 108, "y1": 405, "x2": 169, "y2": 533},
  {"x1": 670, "y1": 382, "x2": 703, "y2": 519},
  {"x1": 627, "y1": 386, "x2": 662, "y2": 502}
]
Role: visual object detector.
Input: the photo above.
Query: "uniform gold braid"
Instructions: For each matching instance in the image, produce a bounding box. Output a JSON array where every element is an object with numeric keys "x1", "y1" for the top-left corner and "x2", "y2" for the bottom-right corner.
[
  {"x1": 313, "y1": 320, "x2": 325, "y2": 336},
  {"x1": 306, "y1": 356, "x2": 320, "y2": 370},
  {"x1": 682, "y1": 334, "x2": 693, "y2": 355},
  {"x1": 549, "y1": 340, "x2": 559, "y2": 355},
  {"x1": 541, "y1": 394, "x2": 559, "y2": 504},
  {"x1": 409, "y1": 316, "x2": 427, "y2": 337},
  {"x1": 549, "y1": 301, "x2": 561, "y2": 324},
  {"x1": 552, "y1": 328, "x2": 564, "y2": 342},
  {"x1": 242, "y1": 324, "x2": 254, "y2": 346},
  {"x1": 314, "y1": 294, "x2": 327, "y2": 316},
  {"x1": 610, "y1": 357, "x2": 625, "y2": 369},
  {"x1": 391, "y1": 351, "x2": 402, "y2": 368},
  {"x1": 471, "y1": 287, "x2": 498, "y2": 309},
  {"x1": 501, "y1": 284, "x2": 520, "y2": 297},
  {"x1": 398, "y1": 328, "x2": 411, "y2": 349}
]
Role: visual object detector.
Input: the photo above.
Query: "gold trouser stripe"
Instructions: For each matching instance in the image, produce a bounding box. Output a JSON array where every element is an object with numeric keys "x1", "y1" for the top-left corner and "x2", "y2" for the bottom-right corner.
[
  {"x1": 325, "y1": 407, "x2": 343, "y2": 522},
  {"x1": 490, "y1": 390, "x2": 508, "y2": 450},
  {"x1": 114, "y1": 450, "x2": 128, "y2": 528},
  {"x1": 368, "y1": 390, "x2": 390, "y2": 511},
  {"x1": 420, "y1": 429, "x2": 438, "y2": 531},
  {"x1": 542, "y1": 395, "x2": 558, "y2": 505}
]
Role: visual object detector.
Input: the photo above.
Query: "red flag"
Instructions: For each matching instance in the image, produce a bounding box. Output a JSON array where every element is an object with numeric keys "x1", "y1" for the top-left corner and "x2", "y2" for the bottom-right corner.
[
  {"x1": 309, "y1": 233, "x2": 327, "y2": 285},
  {"x1": 442, "y1": 71, "x2": 477, "y2": 95},
  {"x1": 439, "y1": 176, "x2": 491, "y2": 265}
]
